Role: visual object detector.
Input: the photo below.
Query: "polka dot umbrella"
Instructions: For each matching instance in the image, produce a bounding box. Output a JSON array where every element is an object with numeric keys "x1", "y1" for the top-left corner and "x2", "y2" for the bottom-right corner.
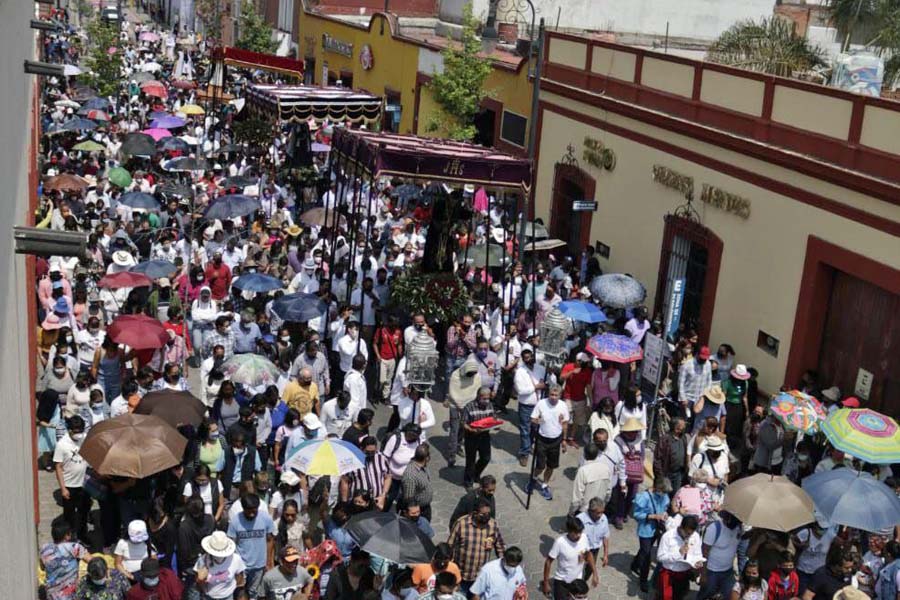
[{"x1": 822, "y1": 408, "x2": 900, "y2": 464}]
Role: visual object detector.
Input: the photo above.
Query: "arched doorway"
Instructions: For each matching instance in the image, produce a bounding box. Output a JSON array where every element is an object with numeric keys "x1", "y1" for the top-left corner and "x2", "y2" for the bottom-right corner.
[
  {"x1": 653, "y1": 209, "x2": 723, "y2": 344},
  {"x1": 549, "y1": 145, "x2": 596, "y2": 257}
]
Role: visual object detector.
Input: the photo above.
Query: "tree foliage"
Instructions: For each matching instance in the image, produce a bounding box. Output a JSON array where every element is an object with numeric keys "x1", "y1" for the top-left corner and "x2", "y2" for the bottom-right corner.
[
  {"x1": 706, "y1": 17, "x2": 825, "y2": 78},
  {"x1": 196, "y1": 0, "x2": 223, "y2": 44},
  {"x1": 828, "y1": 0, "x2": 900, "y2": 85},
  {"x1": 425, "y1": 3, "x2": 493, "y2": 141},
  {"x1": 236, "y1": 0, "x2": 278, "y2": 55},
  {"x1": 81, "y1": 18, "x2": 124, "y2": 98},
  {"x1": 233, "y1": 115, "x2": 273, "y2": 150}
]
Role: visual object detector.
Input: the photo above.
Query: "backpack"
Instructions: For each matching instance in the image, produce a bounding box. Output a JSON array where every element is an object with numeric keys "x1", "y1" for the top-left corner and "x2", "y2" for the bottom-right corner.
[
  {"x1": 619, "y1": 439, "x2": 644, "y2": 484},
  {"x1": 380, "y1": 431, "x2": 403, "y2": 458}
]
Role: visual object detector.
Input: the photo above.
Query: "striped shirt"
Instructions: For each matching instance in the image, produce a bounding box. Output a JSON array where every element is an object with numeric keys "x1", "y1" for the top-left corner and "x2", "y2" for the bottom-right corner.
[
  {"x1": 345, "y1": 453, "x2": 390, "y2": 498},
  {"x1": 401, "y1": 461, "x2": 433, "y2": 507},
  {"x1": 448, "y1": 515, "x2": 506, "y2": 581},
  {"x1": 462, "y1": 399, "x2": 496, "y2": 430}
]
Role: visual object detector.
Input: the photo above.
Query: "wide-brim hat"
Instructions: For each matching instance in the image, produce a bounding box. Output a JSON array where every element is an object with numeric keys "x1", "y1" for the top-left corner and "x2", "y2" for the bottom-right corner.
[
  {"x1": 702, "y1": 436, "x2": 725, "y2": 451},
  {"x1": 286, "y1": 225, "x2": 302, "y2": 237},
  {"x1": 703, "y1": 385, "x2": 726, "y2": 405},
  {"x1": 730, "y1": 364, "x2": 751, "y2": 380},
  {"x1": 620, "y1": 417, "x2": 645, "y2": 432},
  {"x1": 490, "y1": 227, "x2": 505, "y2": 244},
  {"x1": 112, "y1": 250, "x2": 135, "y2": 267},
  {"x1": 822, "y1": 386, "x2": 841, "y2": 402},
  {"x1": 201, "y1": 530, "x2": 236, "y2": 558},
  {"x1": 302, "y1": 257, "x2": 316, "y2": 270},
  {"x1": 448, "y1": 361, "x2": 481, "y2": 403}
]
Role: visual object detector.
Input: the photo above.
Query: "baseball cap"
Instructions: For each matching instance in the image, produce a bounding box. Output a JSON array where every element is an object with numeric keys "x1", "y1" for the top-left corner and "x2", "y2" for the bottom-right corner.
[
  {"x1": 280, "y1": 546, "x2": 301, "y2": 562},
  {"x1": 697, "y1": 346, "x2": 711, "y2": 360}
]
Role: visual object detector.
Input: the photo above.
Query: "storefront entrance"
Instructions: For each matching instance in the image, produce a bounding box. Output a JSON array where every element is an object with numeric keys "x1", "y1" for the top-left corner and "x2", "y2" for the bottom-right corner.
[{"x1": 549, "y1": 150, "x2": 595, "y2": 257}]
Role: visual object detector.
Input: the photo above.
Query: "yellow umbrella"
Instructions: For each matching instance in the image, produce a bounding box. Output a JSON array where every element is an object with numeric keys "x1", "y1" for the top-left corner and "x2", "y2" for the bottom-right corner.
[{"x1": 179, "y1": 104, "x2": 205, "y2": 115}]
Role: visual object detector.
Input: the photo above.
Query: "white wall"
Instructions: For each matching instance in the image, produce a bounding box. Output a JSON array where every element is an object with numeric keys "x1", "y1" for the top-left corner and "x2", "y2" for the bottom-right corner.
[
  {"x1": 439, "y1": 0, "x2": 489, "y2": 24},
  {"x1": 0, "y1": 0, "x2": 39, "y2": 598}
]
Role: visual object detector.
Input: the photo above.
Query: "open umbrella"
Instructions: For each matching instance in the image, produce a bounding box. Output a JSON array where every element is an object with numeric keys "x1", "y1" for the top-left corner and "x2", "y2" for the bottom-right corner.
[
  {"x1": 346, "y1": 511, "x2": 436, "y2": 564},
  {"x1": 120, "y1": 132, "x2": 157, "y2": 157},
  {"x1": 720, "y1": 473, "x2": 815, "y2": 532},
  {"x1": 107, "y1": 166, "x2": 132, "y2": 188},
  {"x1": 133, "y1": 390, "x2": 207, "y2": 428},
  {"x1": 465, "y1": 244, "x2": 508, "y2": 268},
  {"x1": 558, "y1": 300, "x2": 608, "y2": 323},
  {"x1": 139, "y1": 30, "x2": 160, "y2": 42},
  {"x1": 523, "y1": 238, "x2": 568, "y2": 252},
  {"x1": 283, "y1": 438, "x2": 366, "y2": 477},
  {"x1": 117, "y1": 191, "x2": 159, "y2": 210},
  {"x1": 164, "y1": 156, "x2": 207, "y2": 172},
  {"x1": 822, "y1": 408, "x2": 900, "y2": 464},
  {"x1": 299, "y1": 207, "x2": 345, "y2": 228},
  {"x1": 56, "y1": 117, "x2": 98, "y2": 133},
  {"x1": 131, "y1": 260, "x2": 178, "y2": 279},
  {"x1": 586, "y1": 333, "x2": 643, "y2": 363},
  {"x1": 81, "y1": 97, "x2": 110, "y2": 110},
  {"x1": 179, "y1": 135, "x2": 200, "y2": 146},
  {"x1": 232, "y1": 273, "x2": 283, "y2": 293},
  {"x1": 141, "y1": 61, "x2": 162, "y2": 72},
  {"x1": 73, "y1": 140, "x2": 105, "y2": 152},
  {"x1": 141, "y1": 81, "x2": 168, "y2": 98},
  {"x1": 132, "y1": 71, "x2": 155, "y2": 83},
  {"x1": 80, "y1": 413, "x2": 186, "y2": 478},
  {"x1": 178, "y1": 104, "x2": 205, "y2": 115},
  {"x1": 170, "y1": 79, "x2": 196, "y2": 90},
  {"x1": 589, "y1": 273, "x2": 647, "y2": 309},
  {"x1": 71, "y1": 86, "x2": 98, "y2": 102},
  {"x1": 97, "y1": 271, "x2": 153, "y2": 289},
  {"x1": 150, "y1": 115, "x2": 187, "y2": 129},
  {"x1": 769, "y1": 391, "x2": 827, "y2": 434},
  {"x1": 221, "y1": 175, "x2": 258, "y2": 189},
  {"x1": 63, "y1": 64, "x2": 83, "y2": 77},
  {"x1": 107, "y1": 314, "x2": 169, "y2": 350},
  {"x1": 802, "y1": 469, "x2": 900, "y2": 532},
  {"x1": 204, "y1": 194, "x2": 260, "y2": 219},
  {"x1": 221, "y1": 354, "x2": 281, "y2": 388},
  {"x1": 271, "y1": 292, "x2": 328, "y2": 323},
  {"x1": 157, "y1": 180, "x2": 193, "y2": 198},
  {"x1": 142, "y1": 127, "x2": 172, "y2": 141},
  {"x1": 44, "y1": 174, "x2": 88, "y2": 192},
  {"x1": 157, "y1": 136, "x2": 190, "y2": 153},
  {"x1": 149, "y1": 110, "x2": 171, "y2": 120},
  {"x1": 55, "y1": 99, "x2": 81, "y2": 109},
  {"x1": 83, "y1": 109, "x2": 110, "y2": 122},
  {"x1": 522, "y1": 221, "x2": 549, "y2": 239}
]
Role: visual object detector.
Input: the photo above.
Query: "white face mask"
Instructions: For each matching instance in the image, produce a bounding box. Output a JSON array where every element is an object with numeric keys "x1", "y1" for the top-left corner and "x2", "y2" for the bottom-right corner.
[{"x1": 71, "y1": 432, "x2": 85, "y2": 442}]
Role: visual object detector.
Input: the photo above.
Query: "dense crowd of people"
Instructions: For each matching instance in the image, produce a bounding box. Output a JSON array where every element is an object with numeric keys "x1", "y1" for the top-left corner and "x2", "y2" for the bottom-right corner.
[{"x1": 33, "y1": 6, "x2": 900, "y2": 600}]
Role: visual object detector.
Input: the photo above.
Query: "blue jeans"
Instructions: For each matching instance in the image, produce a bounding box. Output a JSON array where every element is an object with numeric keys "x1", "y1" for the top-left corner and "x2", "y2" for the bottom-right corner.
[
  {"x1": 518, "y1": 402, "x2": 534, "y2": 458},
  {"x1": 244, "y1": 567, "x2": 265, "y2": 598},
  {"x1": 698, "y1": 568, "x2": 734, "y2": 600}
]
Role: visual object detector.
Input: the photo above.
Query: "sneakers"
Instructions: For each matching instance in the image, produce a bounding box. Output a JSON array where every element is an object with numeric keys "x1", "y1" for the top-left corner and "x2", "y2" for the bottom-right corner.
[
  {"x1": 640, "y1": 581, "x2": 649, "y2": 593},
  {"x1": 539, "y1": 484, "x2": 553, "y2": 501},
  {"x1": 518, "y1": 455, "x2": 528, "y2": 467}
]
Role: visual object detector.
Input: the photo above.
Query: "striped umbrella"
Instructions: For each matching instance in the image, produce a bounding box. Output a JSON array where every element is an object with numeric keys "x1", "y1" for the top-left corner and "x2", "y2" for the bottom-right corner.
[
  {"x1": 822, "y1": 408, "x2": 900, "y2": 464},
  {"x1": 220, "y1": 354, "x2": 281, "y2": 388},
  {"x1": 769, "y1": 390, "x2": 827, "y2": 434},
  {"x1": 284, "y1": 438, "x2": 366, "y2": 477}
]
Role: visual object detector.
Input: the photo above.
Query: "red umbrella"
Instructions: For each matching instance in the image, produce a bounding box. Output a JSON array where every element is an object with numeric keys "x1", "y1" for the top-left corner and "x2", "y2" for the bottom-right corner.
[
  {"x1": 170, "y1": 79, "x2": 196, "y2": 90},
  {"x1": 97, "y1": 271, "x2": 152, "y2": 289},
  {"x1": 107, "y1": 314, "x2": 169, "y2": 349},
  {"x1": 141, "y1": 81, "x2": 168, "y2": 98}
]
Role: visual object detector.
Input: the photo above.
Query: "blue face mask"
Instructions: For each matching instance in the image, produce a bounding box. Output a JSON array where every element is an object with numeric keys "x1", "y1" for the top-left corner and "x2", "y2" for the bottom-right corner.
[{"x1": 142, "y1": 577, "x2": 159, "y2": 587}]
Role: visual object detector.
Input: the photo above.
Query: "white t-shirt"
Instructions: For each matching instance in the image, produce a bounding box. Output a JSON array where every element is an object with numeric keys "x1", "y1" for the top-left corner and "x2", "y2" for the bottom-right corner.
[
  {"x1": 53, "y1": 435, "x2": 88, "y2": 488},
  {"x1": 183, "y1": 480, "x2": 224, "y2": 515},
  {"x1": 196, "y1": 553, "x2": 247, "y2": 600},
  {"x1": 113, "y1": 539, "x2": 150, "y2": 575},
  {"x1": 549, "y1": 534, "x2": 589, "y2": 583},
  {"x1": 702, "y1": 521, "x2": 741, "y2": 572},
  {"x1": 531, "y1": 399, "x2": 570, "y2": 439}
]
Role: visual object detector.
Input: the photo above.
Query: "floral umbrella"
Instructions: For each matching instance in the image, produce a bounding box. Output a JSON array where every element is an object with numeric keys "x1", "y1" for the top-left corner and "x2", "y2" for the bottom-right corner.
[
  {"x1": 221, "y1": 354, "x2": 281, "y2": 388},
  {"x1": 769, "y1": 390, "x2": 827, "y2": 434},
  {"x1": 586, "y1": 333, "x2": 643, "y2": 363},
  {"x1": 822, "y1": 408, "x2": 900, "y2": 464}
]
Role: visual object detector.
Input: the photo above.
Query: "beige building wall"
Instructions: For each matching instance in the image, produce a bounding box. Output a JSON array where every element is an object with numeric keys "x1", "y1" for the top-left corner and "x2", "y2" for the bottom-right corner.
[{"x1": 535, "y1": 91, "x2": 900, "y2": 394}]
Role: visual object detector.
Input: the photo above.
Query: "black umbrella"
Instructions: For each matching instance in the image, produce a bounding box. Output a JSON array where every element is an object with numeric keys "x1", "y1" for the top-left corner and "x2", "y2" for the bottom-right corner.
[
  {"x1": 157, "y1": 180, "x2": 193, "y2": 198},
  {"x1": 271, "y1": 292, "x2": 328, "y2": 323},
  {"x1": 118, "y1": 191, "x2": 159, "y2": 210},
  {"x1": 157, "y1": 136, "x2": 190, "y2": 153},
  {"x1": 132, "y1": 390, "x2": 207, "y2": 427},
  {"x1": 121, "y1": 132, "x2": 157, "y2": 157},
  {"x1": 164, "y1": 156, "x2": 208, "y2": 172},
  {"x1": 131, "y1": 259, "x2": 178, "y2": 279},
  {"x1": 346, "y1": 511, "x2": 436, "y2": 564},
  {"x1": 216, "y1": 143, "x2": 244, "y2": 154},
  {"x1": 56, "y1": 117, "x2": 98, "y2": 133},
  {"x1": 204, "y1": 194, "x2": 260, "y2": 219},
  {"x1": 221, "y1": 175, "x2": 258, "y2": 189}
]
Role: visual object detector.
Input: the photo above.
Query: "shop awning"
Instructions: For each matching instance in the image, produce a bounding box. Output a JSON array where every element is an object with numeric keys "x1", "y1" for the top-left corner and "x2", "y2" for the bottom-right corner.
[
  {"x1": 214, "y1": 47, "x2": 304, "y2": 79},
  {"x1": 330, "y1": 128, "x2": 532, "y2": 192},
  {"x1": 245, "y1": 84, "x2": 383, "y2": 125}
]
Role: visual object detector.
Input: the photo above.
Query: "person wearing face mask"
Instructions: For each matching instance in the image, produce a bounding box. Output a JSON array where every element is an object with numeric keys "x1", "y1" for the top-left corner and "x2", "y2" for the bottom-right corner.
[
  {"x1": 84, "y1": 388, "x2": 109, "y2": 429},
  {"x1": 560, "y1": 352, "x2": 593, "y2": 448},
  {"x1": 419, "y1": 571, "x2": 467, "y2": 600},
  {"x1": 782, "y1": 440, "x2": 816, "y2": 485},
  {"x1": 542, "y1": 516, "x2": 599, "y2": 599},
  {"x1": 232, "y1": 308, "x2": 262, "y2": 355},
  {"x1": 195, "y1": 531, "x2": 247, "y2": 600},
  {"x1": 404, "y1": 312, "x2": 434, "y2": 347},
  {"x1": 630, "y1": 477, "x2": 673, "y2": 592},
  {"x1": 126, "y1": 557, "x2": 183, "y2": 600},
  {"x1": 678, "y1": 345, "x2": 713, "y2": 423},
  {"x1": 183, "y1": 464, "x2": 225, "y2": 522},
  {"x1": 65, "y1": 370, "x2": 101, "y2": 419},
  {"x1": 283, "y1": 367, "x2": 319, "y2": 418},
  {"x1": 343, "y1": 352, "x2": 369, "y2": 420},
  {"x1": 176, "y1": 496, "x2": 216, "y2": 588},
  {"x1": 204, "y1": 248, "x2": 232, "y2": 301},
  {"x1": 373, "y1": 315, "x2": 403, "y2": 405},
  {"x1": 446, "y1": 314, "x2": 477, "y2": 380},
  {"x1": 269, "y1": 471, "x2": 304, "y2": 521},
  {"x1": 513, "y1": 347, "x2": 546, "y2": 467},
  {"x1": 75, "y1": 556, "x2": 131, "y2": 600},
  {"x1": 656, "y1": 515, "x2": 705, "y2": 600},
  {"x1": 190, "y1": 286, "x2": 219, "y2": 365},
  {"x1": 697, "y1": 510, "x2": 743, "y2": 600},
  {"x1": 221, "y1": 430, "x2": 262, "y2": 500},
  {"x1": 468, "y1": 545, "x2": 526, "y2": 600},
  {"x1": 290, "y1": 340, "x2": 330, "y2": 397},
  {"x1": 412, "y1": 544, "x2": 463, "y2": 595},
  {"x1": 53, "y1": 415, "x2": 91, "y2": 543},
  {"x1": 321, "y1": 391, "x2": 355, "y2": 438},
  {"x1": 227, "y1": 494, "x2": 277, "y2": 596},
  {"x1": 397, "y1": 387, "x2": 436, "y2": 441},
  {"x1": 460, "y1": 387, "x2": 498, "y2": 490},
  {"x1": 690, "y1": 436, "x2": 730, "y2": 490},
  {"x1": 75, "y1": 315, "x2": 106, "y2": 372},
  {"x1": 40, "y1": 355, "x2": 77, "y2": 395},
  {"x1": 766, "y1": 552, "x2": 800, "y2": 600},
  {"x1": 448, "y1": 499, "x2": 506, "y2": 595},
  {"x1": 610, "y1": 418, "x2": 646, "y2": 529}
]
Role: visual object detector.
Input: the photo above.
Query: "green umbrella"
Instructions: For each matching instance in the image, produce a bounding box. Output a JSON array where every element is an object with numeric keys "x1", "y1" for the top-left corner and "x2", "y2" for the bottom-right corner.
[
  {"x1": 74, "y1": 140, "x2": 106, "y2": 152},
  {"x1": 107, "y1": 166, "x2": 132, "y2": 188}
]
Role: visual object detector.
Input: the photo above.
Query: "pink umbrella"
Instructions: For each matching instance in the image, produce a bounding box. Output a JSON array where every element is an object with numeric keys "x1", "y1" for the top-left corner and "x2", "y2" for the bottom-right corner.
[
  {"x1": 107, "y1": 46, "x2": 118, "y2": 55},
  {"x1": 142, "y1": 128, "x2": 172, "y2": 141},
  {"x1": 139, "y1": 31, "x2": 160, "y2": 42}
]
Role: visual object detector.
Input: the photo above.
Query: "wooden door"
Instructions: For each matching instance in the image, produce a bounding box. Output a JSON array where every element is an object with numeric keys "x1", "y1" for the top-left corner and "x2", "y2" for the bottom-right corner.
[
  {"x1": 550, "y1": 163, "x2": 595, "y2": 258},
  {"x1": 818, "y1": 271, "x2": 900, "y2": 412}
]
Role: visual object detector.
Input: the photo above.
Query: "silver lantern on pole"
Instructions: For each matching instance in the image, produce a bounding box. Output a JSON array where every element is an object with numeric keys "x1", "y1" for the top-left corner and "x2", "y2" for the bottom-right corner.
[
  {"x1": 539, "y1": 307, "x2": 570, "y2": 369},
  {"x1": 406, "y1": 331, "x2": 439, "y2": 392}
]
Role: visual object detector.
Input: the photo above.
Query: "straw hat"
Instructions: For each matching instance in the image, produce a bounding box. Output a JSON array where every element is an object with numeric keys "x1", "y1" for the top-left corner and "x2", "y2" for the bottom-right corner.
[
  {"x1": 286, "y1": 224, "x2": 302, "y2": 237},
  {"x1": 448, "y1": 360, "x2": 481, "y2": 404},
  {"x1": 112, "y1": 250, "x2": 136, "y2": 267},
  {"x1": 620, "y1": 417, "x2": 645, "y2": 432},
  {"x1": 702, "y1": 436, "x2": 725, "y2": 451},
  {"x1": 201, "y1": 531, "x2": 236, "y2": 558},
  {"x1": 703, "y1": 385, "x2": 726, "y2": 405}
]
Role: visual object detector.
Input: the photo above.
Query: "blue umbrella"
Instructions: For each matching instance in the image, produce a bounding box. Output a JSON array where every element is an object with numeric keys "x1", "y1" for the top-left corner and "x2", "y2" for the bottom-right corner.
[
  {"x1": 81, "y1": 97, "x2": 111, "y2": 110},
  {"x1": 131, "y1": 260, "x2": 178, "y2": 280},
  {"x1": 164, "y1": 156, "x2": 207, "y2": 172},
  {"x1": 271, "y1": 293, "x2": 328, "y2": 323},
  {"x1": 150, "y1": 115, "x2": 187, "y2": 129},
  {"x1": 149, "y1": 110, "x2": 170, "y2": 120},
  {"x1": 232, "y1": 273, "x2": 283, "y2": 293},
  {"x1": 117, "y1": 191, "x2": 159, "y2": 210},
  {"x1": 589, "y1": 273, "x2": 647, "y2": 309},
  {"x1": 157, "y1": 136, "x2": 190, "y2": 153},
  {"x1": 204, "y1": 194, "x2": 260, "y2": 220},
  {"x1": 557, "y1": 300, "x2": 608, "y2": 323},
  {"x1": 57, "y1": 117, "x2": 98, "y2": 132},
  {"x1": 802, "y1": 469, "x2": 900, "y2": 533}
]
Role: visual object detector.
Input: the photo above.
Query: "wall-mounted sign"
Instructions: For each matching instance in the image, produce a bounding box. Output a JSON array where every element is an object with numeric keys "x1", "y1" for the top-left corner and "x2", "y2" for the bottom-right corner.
[
  {"x1": 583, "y1": 137, "x2": 616, "y2": 171},
  {"x1": 700, "y1": 184, "x2": 751, "y2": 219},
  {"x1": 322, "y1": 33, "x2": 353, "y2": 57},
  {"x1": 594, "y1": 241, "x2": 610, "y2": 259},
  {"x1": 652, "y1": 165, "x2": 694, "y2": 200},
  {"x1": 359, "y1": 44, "x2": 374, "y2": 70},
  {"x1": 572, "y1": 200, "x2": 598, "y2": 211},
  {"x1": 855, "y1": 368, "x2": 874, "y2": 400},
  {"x1": 665, "y1": 278, "x2": 685, "y2": 340},
  {"x1": 443, "y1": 159, "x2": 465, "y2": 176}
]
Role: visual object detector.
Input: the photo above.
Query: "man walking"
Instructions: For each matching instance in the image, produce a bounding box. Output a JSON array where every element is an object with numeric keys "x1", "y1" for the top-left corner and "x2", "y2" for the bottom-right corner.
[
  {"x1": 653, "y1": 417, "x2": 690, "y2": 493},
  {"x1": 461, "y1": 386, "x2": 496, "y2": 490},
  {"x1": 514, "y1": 347, "x2": 545, "y2": 467},
  {"x1": 528, "y1": 384, "x2": 569, "y2": 501}
]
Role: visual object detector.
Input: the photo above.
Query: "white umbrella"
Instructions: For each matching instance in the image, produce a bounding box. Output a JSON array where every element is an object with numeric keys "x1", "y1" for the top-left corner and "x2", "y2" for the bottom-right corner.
[
  {"x1": 178, "y1": 135, "x2": 199, "y2": 145},
  {"x1": 141, "y1": 62, "x2": 162, "y2": 72},
  {"x1": 63, "y1": 65, "x2": 83, "y2": 76},
  {"x1": 54, "y1": 99, "x2": 81, "y2": 109}
]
